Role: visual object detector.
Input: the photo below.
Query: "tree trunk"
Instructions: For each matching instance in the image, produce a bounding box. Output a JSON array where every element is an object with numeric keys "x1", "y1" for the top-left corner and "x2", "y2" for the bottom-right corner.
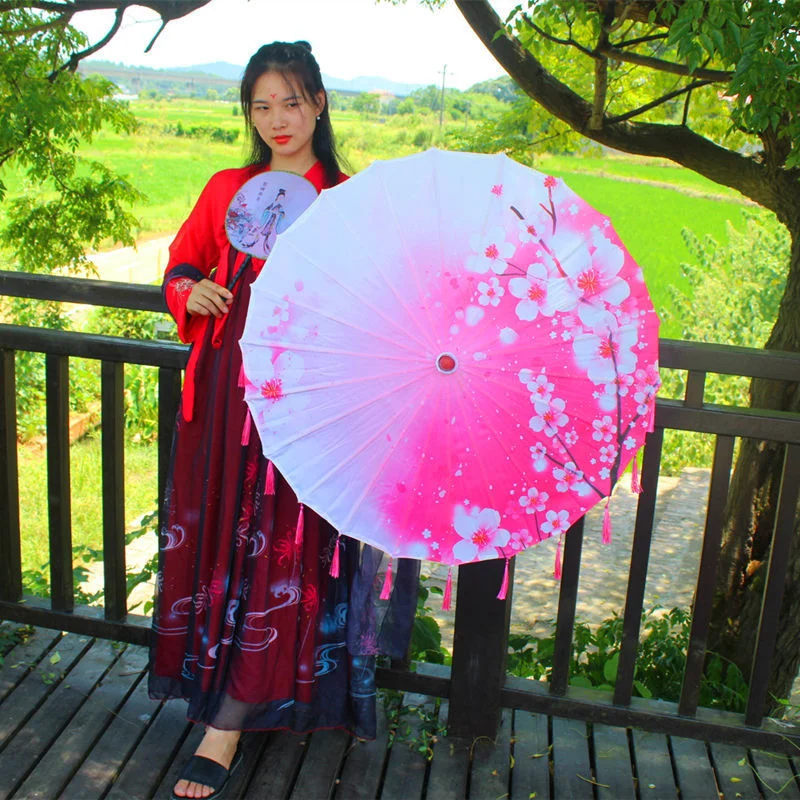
[{"x1": 708, "y1": 228, "x2": 800, "y2": 710}]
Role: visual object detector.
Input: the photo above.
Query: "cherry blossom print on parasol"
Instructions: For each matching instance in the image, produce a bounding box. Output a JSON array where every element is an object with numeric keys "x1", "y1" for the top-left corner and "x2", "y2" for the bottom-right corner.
[
  {"x1": 224, "y1": 170, "x2": 319, "y2": 290},
  {"x1": 239, "y1": 148, "x2": 660, "y2": 597}
]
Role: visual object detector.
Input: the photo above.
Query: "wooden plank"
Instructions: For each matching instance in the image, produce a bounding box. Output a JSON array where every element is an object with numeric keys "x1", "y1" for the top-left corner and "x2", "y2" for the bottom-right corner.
[
  {"x1": 0, "y1": 626, "x2": 63, "y2": 704},
  {"x1": 424, "y1": 701, "x2": 470, "y2": 800},
  {"x1": 62, "y1": 667, "x2": 162, "y2": 799},
  {"x1": 592, "y1": 724, "x2": 636, "y2": 800},
  {"x1": 0, "y1": 349, "x2": 21, "y2": 603},
  {"x1": 151, "y1": 718, "x2": 204, "y2": 799},
  {"x1": 679, "y1": 435, "x2": 734, "y2": 717},
  {"x1": 14, "y1": 645, "x2": 147, "y2": 799},
  {"x1": 288, "y1": 729, "x2": 351, "y2": 800},
  {"x1": 215, "y1": 731, "x2": 269, "y2": 799},
  {"x1": 467, "y1": 708, "x2": 511, "y2": 800},
  {"x1": 101, "y1": 359, "x2": 127, "y2": 621},
  {"x1": 550, "y1": 519, "x2": 584, "y2": 696},
  {"x1": 46, "y1": 353, "x2": 73, "y2": 612},
  {"x1": 380, "y1": 692, "x2": 437, "y2": 800},
  {"x1": 550, "y1": 716, "x2": 593, "y2": 799},
  {"x1": 242, "y1": 730, "x2": 307, "y2": 799},
  {"x1": 510, "y1": 710, "x2": 550, "y2": 800},
  {"x1": 0, "y1": 631, "x2": 90, "y2": 750},
  {"x1": 0, "y1": 637, "x2": 119, "y2": 800},
  {"x1": 614, "y1": 427, "x2": 663, "y2": 706},
  {"x1": 631, "y1": 729, "x2": 677, "y2": 798},
  {"x1": 749, "y1": 749, "x2": 800, "y2": 798},
  {"x1": 669, "y1": 736, "x2": 719, "y2": 800},
  {"x1": 334, "y1": 695, "x2": 391, "y2": 799},
  {"x1": 106, "y1": 696, "x2": 192, "y2": 800},
  {"x1": 707, "y1": 742, "x2": 761, "y2": 800}
]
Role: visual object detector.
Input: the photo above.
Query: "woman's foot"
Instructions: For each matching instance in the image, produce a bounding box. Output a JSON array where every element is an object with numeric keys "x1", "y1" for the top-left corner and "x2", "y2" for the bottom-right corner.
[{"x1": 173, "y1": 727, "x2": 242, "y2": 799}]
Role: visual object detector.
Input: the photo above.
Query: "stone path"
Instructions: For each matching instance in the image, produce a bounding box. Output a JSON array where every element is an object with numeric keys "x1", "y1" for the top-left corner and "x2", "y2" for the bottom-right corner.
[{"x1": 425, "y1": 468, "x2": 711, "y2": 647}]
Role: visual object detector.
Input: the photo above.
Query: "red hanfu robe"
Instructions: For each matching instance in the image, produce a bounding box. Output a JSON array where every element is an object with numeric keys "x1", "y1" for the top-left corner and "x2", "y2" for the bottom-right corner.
[{"x1": 148, "y1": 161, "x2": 380, "y2": 736}]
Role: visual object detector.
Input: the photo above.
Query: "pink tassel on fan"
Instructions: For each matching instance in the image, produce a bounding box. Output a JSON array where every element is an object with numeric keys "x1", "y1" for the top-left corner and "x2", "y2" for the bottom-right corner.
[
  {"x1": 631, "y1": 455, "x2": 642, "y2": 494},
  {"x1": 554, "y1": 537, "x2": 563, "y2": 580},
  {"x1": 294, "y1": 504, "x2": 305, "y2": 551},
  {"x1": 240, "y1": 412, "x2": 252, "y2": 446},
  {"x1": 496, "y1": 558, "x2": 510, "y2": 600},
  {"x1": 329, "y1": 535, "x2": 341, "y2": 577},
  {"x1": 602, "y1": 498, "x2": 612, "y2": 544},
  {"x1": 265, "y1": 461, "x2": 275, "y2": 495},
  {"x1": 442, "y1": 567, "x2": 453, "y2": 611},
  {"x1": 379, "y1": 558, "x2": 394, "y2": 600}
]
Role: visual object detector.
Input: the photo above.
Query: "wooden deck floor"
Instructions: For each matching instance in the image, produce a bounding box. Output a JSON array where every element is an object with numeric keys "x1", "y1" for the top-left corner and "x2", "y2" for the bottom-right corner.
[{"x1": 2, "y1": 628, "x2": 800, "y2": 799}]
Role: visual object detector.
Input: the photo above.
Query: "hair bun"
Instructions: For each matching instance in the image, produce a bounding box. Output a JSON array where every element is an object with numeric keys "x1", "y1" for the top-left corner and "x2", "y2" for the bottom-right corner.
[{"x1": 294, "y1": 40, "x2": 312, "y2": 53}]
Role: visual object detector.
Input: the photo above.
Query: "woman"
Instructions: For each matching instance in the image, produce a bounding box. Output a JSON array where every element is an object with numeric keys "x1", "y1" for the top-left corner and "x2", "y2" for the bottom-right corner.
[{"x1": 149, "y1": 42, "x2": 415, "y2": 800}]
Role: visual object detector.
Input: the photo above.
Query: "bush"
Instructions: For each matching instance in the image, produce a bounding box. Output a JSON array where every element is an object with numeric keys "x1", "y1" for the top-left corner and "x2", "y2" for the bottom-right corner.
[
  {"x1": 659, "y1": 212, "x2": 789, "y2": 473},
  {"x1": 506, "y1": 606, "x2": 749, "y2": 712},
  {"x1": 86, "y1": 305, "x2": 176, "y2": 443}
]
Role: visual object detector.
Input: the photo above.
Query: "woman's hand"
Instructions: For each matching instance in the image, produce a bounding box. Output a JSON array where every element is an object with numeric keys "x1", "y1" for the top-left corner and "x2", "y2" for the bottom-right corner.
[{"x1": 186, "y1": 279, "x2": 233, "y2": 318}]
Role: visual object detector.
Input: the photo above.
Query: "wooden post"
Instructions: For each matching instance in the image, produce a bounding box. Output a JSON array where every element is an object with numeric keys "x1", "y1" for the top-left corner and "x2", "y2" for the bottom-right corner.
[
  {"x1": 0, "y1": 349, "x2": 21, "y2": 602},
  {"x1": 447, "y1": 557, "x2": 514, "y2": 739}
]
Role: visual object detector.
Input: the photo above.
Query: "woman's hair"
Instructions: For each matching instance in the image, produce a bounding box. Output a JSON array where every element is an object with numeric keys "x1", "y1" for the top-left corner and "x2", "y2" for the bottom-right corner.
[{"x1": 240, "y1": 41, "x2": 343, "y2": 186}]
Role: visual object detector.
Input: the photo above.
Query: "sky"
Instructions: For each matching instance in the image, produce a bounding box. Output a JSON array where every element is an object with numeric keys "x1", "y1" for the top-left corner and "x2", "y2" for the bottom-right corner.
[{"x1": 76, "y1": 0, "x2": 516, "y2": 91}]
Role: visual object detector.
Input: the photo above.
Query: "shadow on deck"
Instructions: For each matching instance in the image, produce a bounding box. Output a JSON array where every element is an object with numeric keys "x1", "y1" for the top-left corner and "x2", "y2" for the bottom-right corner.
[{"x1": 2, "y1": 629, "x2": 799, "y2": 800}]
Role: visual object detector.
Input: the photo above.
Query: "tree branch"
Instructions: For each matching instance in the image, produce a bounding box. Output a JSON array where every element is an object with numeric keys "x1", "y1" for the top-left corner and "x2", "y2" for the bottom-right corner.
[
  {"x1": 606, "y1": 79, "x2": 711, "y2": 124},
  {"x1": 614, "y1": 31, "x2": 668, "y2": 48},
  {"x1": 49, "y1": 7, "x2": 122, "y2": 78},
  {"x1": 520, "y1": 13, "x2": 596, "y2": 58},
  {"x1": 453, "y1": 0, "x2": 800, "y2": 228},
  {"x1": 598, "y1": 44, "x2": 734, "y2": 82}
]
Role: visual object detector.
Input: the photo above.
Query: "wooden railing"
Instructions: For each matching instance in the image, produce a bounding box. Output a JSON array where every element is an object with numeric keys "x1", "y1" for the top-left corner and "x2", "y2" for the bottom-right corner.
[{"x1": 2, "y1": 269, "x2": 800, "y2": 752}]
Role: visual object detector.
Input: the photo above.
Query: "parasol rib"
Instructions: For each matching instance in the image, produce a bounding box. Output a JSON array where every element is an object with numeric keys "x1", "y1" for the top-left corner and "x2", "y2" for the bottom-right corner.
[
  {"x1": 300, "y1": 375, "x2": 437, "y2": 532},
  {"x1": 272, "y1": 235, "x2": 433, "y2": 354},
  {"x1": 251, "y1": 273, "x2": 429, "y2": 357},
  {"x1": 265, "y1": 372, "x2": 424, "y2": 456},
  {"x1": 376, "y1": 158, "x2": 446, "y2": 352},
  {"x1": 265, "y1": 364, "x2": 430, "y2": 398}
]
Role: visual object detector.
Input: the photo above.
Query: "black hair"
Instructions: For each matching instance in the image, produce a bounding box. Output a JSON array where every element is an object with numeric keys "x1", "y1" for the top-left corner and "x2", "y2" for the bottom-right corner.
[{"x1": 240, "y1": 41, "x2": 344, "y2": 187}]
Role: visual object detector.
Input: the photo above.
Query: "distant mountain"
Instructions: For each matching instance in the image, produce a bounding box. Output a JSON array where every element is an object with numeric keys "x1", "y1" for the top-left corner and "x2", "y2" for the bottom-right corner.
[
  {"x1": 84, "y1": 59, "x2": 429, "y2": 97},
  {"x1": 182, "y1": 61, "x2": 425, "y2": 96},
  {"x1": 174, "y1": 62, "x2": 244, "y2": 81}
]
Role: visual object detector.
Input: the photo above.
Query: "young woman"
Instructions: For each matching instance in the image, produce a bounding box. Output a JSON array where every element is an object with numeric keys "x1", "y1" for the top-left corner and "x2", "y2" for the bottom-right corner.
[{"x1": 149, "y1": 42, "x2": 416, "y2": 800}]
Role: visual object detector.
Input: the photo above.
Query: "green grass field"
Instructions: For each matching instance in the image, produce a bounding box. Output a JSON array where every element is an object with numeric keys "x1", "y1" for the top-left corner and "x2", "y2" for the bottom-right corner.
[{"x1": 18, "y1": 434, "x2": 159, "y2": 577}]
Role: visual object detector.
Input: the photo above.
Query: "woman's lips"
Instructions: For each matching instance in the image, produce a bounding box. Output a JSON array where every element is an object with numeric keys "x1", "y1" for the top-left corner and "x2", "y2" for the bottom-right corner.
[{"x1": 273, "y1": 135, "x2": 291, "y2": 144}]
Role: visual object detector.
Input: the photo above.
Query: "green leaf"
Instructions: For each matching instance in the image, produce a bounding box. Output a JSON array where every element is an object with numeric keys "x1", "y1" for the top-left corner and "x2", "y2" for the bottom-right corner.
[
  {"x1": 49, "y1": 651, "x2": 61, "y2": 665},
  {"x1": 603, "y1": 652, "x2": 619, "y2": 683}
]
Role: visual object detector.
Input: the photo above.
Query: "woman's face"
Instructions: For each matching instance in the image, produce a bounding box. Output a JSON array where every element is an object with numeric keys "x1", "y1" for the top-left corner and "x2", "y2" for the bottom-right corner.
[{"x1": 250, "y1": 70, "x2": 325, "y2": 171}]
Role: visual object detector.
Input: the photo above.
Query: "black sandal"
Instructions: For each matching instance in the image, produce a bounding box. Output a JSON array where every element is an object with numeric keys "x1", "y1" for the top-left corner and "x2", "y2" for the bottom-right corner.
[{"x1": 172, "y1": 746, "x2": 243, "y2": 799}]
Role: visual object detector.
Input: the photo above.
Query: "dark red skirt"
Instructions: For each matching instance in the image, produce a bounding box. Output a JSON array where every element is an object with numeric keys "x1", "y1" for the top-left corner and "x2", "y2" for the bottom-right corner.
[{"x1": 148, "y1": 264, "x2": 378, "y2": 736}]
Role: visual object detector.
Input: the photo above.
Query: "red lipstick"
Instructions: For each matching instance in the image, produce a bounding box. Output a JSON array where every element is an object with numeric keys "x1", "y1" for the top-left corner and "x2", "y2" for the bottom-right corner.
[{"x1": 274, "y1": 135, "x2": 291, "y2": 144}]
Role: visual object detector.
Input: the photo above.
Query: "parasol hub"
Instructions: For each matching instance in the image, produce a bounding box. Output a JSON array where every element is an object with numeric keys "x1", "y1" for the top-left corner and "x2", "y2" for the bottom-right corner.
[{"x1": 436, "y1": 353, "x2": 458, "y2": 374}]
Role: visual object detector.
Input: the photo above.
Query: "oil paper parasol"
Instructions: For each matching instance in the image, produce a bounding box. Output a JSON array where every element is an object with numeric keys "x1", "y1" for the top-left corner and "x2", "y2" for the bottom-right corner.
[{"x1": 239, "y1": 149, "x2": 660, "y2": 594}]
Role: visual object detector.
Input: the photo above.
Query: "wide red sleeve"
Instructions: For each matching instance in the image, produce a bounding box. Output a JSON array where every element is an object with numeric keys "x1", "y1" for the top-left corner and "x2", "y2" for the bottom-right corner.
[{"x1": 163, "y1": 169, "x2": 246, "y2": 342}]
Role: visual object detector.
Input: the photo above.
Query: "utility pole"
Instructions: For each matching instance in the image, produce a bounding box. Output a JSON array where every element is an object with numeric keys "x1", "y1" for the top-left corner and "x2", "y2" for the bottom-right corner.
[{"x1": 438, "y1": 64, "x2": 447, "y2": 129}]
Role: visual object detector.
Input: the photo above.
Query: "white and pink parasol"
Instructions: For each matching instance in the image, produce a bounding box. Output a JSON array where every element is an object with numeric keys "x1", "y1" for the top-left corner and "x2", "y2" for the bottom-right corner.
[{"x1": 239, "y1": 149, "x2": 660, "y2": 588}]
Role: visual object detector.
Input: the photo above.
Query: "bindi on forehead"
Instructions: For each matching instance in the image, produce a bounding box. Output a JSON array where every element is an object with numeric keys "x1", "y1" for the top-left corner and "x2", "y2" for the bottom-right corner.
[{"x1": 269, "y1": 93, "x2": 277, "y2": 99}]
